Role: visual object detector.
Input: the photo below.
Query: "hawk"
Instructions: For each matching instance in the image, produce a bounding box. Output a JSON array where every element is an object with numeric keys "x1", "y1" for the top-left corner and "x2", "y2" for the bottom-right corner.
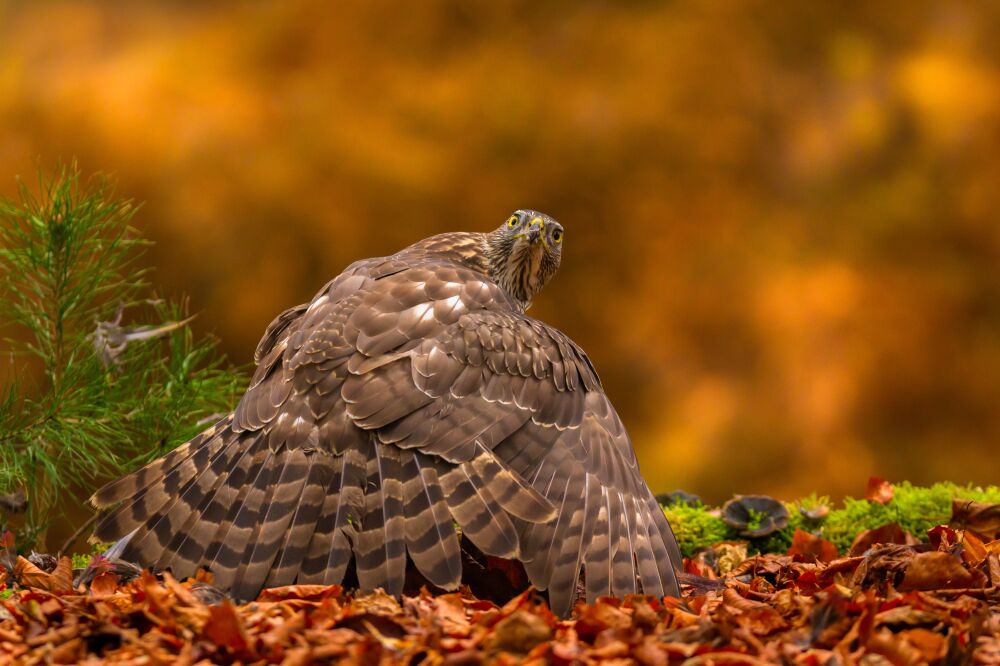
[{"x1": 91, "y1": 210, "x2": 682, "y2": 616}]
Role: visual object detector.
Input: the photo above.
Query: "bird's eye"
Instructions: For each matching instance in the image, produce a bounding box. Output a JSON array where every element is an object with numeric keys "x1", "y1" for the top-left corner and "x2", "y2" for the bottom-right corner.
[
  {"x1": 552, "y1": 229, "x2": 563, "y2": 243},
  {"x1": 508, "y1": 216, "x2": 518, "y2": 228}
]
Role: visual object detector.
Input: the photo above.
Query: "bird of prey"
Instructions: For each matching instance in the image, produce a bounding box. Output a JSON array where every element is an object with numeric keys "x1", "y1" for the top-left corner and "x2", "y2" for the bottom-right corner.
[{"x1": 90, "y1": 210, "x2": 682, "y2": 616}]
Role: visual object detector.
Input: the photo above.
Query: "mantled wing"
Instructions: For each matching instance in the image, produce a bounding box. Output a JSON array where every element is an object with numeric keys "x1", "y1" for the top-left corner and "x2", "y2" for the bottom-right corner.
[
  {"x1": 93, "y1": 249, "x2": 679, "y2": 616},
  {"x1": 339, "y1": 275, "x2": 682, "y2": 616}
]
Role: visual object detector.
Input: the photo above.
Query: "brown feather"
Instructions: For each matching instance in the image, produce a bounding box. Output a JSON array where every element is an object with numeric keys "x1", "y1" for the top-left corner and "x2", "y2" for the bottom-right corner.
[{"x1": 90, "y1": 222, "x2": 681, "y2": 617}]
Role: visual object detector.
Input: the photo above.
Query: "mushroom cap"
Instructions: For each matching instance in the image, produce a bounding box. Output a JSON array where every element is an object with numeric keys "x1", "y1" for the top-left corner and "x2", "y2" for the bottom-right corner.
[{"x1": 721, "y1": 495, "x2": 790, "y2": 537}]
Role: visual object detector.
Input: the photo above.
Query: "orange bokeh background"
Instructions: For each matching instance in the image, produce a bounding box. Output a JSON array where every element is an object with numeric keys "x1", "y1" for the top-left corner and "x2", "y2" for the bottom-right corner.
[{"x1": 2, "y1": 1, "x2": 999, "y2": 502}]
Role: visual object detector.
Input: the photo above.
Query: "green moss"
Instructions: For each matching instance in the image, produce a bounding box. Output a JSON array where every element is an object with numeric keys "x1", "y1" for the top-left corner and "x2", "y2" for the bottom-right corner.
[
  {"x1": 661, "y1": 481, "x2": 1000, "y2": 557},
  {"x1": 71, "y1": 541, "x2": 113, "y2": 569},
  {"x1": 753, "y1": 505, "x2": 804, "y2": 554},
  {"x1": 663, "y1": 503, "x2": 731, "y2": 557},
  {"x1": 821, "y1": 481, "x2": 1000, "y2": 552},
  {"x1": 744, "y1": 508, "x2": 765, "y2": 531}
]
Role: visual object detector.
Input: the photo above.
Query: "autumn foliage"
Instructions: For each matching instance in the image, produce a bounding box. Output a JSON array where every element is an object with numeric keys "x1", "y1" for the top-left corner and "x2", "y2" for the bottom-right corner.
[{"x1": 0, "y1": 514, "x2": 999, "y2": 663}]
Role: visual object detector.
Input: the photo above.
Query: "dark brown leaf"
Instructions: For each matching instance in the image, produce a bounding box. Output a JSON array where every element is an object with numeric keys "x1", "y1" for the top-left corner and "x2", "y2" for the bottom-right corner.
[
  {"x1": 951, "y1": 499, "x2": 1000, "y2": 539},
  {"x1": 898, "y1": 551, "x2": 977, "y2": 591},
  {"x1": 849, "y1": 523, "x2": 918, "y2": 557}
]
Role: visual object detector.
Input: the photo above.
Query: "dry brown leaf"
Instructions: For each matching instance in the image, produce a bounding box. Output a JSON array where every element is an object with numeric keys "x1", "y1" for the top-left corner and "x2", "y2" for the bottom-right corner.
[
  {"x1": 898, "y1": 551, "x2": 976, "y2": 591},
  {"x1": 49, "y1": 556, "x2": 73, "y2": 593},
  {"x1": 485, "y1": 610, "x2": 553, "y2": 656},
  {"x1": 89, "y1": 570, "x2": 119, "y2": 596},
  {"x1": 849, "y1": 523, "x2": 918, "y2": 557},
  {"x1": 960, "y1": 530, "x2": 989, "y2": 567},
  {"x1": 867, "y1": 627, "x2": 926, "y2": 665},
  {"x1": 13, "y1": 555, "x2": 53, "y2": 590},
  {"x1": 788, "y1": 528, "x2": 839, "y2": 563},
  {"x1": 0, "y1": 537, "x2": 999, "y2": 664},
  {"x1": 204, "y1": 600, "x2": 249, "y2": 653},
  {"x1": 952, "y1": 499, "x2": 1000, "y2": 539},
  {"x1": 865, "y1": 477, "x2": 894, "y2": 505}
]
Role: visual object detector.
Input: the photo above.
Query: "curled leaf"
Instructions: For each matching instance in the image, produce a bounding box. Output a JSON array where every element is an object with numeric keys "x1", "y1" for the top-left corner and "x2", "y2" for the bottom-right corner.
[{"x1": 951, "y1": 499, "x2": 1000, "y2": 539}]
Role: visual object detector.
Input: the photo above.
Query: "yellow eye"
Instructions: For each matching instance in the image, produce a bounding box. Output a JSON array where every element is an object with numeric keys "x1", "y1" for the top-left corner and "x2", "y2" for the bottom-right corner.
[
  {"x1": 552, "y1": 229, "x2": 563, "y2": 243},
  {"x1": 508, "y1": 216, "x2": 518, "y2": 228}
]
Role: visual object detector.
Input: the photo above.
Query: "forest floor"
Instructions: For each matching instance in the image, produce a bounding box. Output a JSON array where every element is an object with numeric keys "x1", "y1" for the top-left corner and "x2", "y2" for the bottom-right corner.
[{"x1": 0, "y1": 523, "x2": 998, "y2": 665}]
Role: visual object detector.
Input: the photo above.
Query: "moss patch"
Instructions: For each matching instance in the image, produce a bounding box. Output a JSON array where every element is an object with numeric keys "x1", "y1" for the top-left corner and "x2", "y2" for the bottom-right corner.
[{"x1": 662, "y1": 481, "x2": 1000, "y2": 557}]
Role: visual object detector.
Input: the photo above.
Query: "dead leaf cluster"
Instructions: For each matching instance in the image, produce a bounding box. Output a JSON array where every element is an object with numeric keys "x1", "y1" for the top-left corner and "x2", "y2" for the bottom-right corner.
[{"x1": 0, "y1": 523, "x2": 999, "y2": 664}]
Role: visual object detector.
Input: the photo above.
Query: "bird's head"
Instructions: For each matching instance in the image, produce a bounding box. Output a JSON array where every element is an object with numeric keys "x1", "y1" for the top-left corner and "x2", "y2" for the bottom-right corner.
[{"x1": 484, "y1": 209, "x2": 563, "y2": 308}]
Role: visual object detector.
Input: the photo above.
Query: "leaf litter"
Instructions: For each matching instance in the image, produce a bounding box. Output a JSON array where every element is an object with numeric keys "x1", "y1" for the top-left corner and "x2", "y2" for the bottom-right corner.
[{"x1": 0, "y1": 516, "x2": 999, "y2": 662}]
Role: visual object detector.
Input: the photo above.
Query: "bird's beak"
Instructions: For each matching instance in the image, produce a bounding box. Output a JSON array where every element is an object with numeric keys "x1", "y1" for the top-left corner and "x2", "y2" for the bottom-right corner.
[{"x1": 525, "y1": 217, "x2": 544, "y2": 244}]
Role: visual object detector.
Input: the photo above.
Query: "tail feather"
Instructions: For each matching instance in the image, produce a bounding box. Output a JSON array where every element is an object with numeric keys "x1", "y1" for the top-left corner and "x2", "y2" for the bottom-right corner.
[
  {"x1": 544, "y1": 472, "x2": 588, "y2": 617},
  {"x1": 353, "y1": 442, "x2": 406, "y2": 595},
  {"x1": 323, "y1": 444, "x2": 366, "y2": 585},
  {"x1": 264, "y1": 452, "x2": 337, "y2": 588},
  {"x1": 583, "y1": 486, "x2": 612, "y2": 604},
  {"x1": 231, "y1": 446, "x2": 311, "y2": 600},
  {"x1": 90, "y1": 411, "x2": 571, "y2": 602},
  {"x1": 644, "y1": 494, "x2": 681, "y2": 597},
  {"x1": 296, "y1": 453, "x2": 347, "y2": 584},
  {"x1": 149, "y1": 433, "x2": 253, "y2": 576},
  {"x1": 89, "y1": 416, "x2": 231, "y2": 510},
  {"x1": 402, "y1": 450, "x2": 461, "y2": 589},
  {"x1": 123, "y1": 432, "x2": 244, "y2": 566},
  {"x1": 158, "y1": 433, "x2": 267, "y2": 576},
  {"x1": 297, "y1": 436, "x2": 365, "y2": 585},
  {"x1": 436, "y1": 458, "x2": 519, "y2": 559},
  {"x1": 468, "y1": 450, "x2": 555, "y2": 522},
  {"x1": 201, "y1": 442, "x2": 274, "y2": 591},
  {"x1": 633, "y1": 495, "x2": 664, "y2": 599},
  {"x1": 93, "y1": 425, "x2": 233, "y2": 548}
]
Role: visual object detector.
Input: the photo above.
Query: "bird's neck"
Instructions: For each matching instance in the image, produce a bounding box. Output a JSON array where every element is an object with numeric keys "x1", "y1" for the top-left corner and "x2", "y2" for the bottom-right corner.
[{"x1": 482, "y1": 232, "x2": 533, "y2": 311}]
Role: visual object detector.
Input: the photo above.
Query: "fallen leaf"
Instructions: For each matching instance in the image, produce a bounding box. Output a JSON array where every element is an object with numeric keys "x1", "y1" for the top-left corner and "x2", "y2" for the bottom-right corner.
[
  {"x1": 788, "y1": 529, "x2": 839, "y2": 563},
  {"x1": 898, "y1": 551, "x2": 976, "y2": 591},
  {"x1": 256, "y1": 584, "x2": 340, "y2": 603},
  {"x1": 89, "y1": 571, "x2": 119, "y2": 596},
  {"x1": 867, "y1": 627, "x2": 926, "y2": 665},
  {"x1": 485, "y1": 610, "x2": 553, "y2": 656},
  {"x1": 951, "y1": 499, "x2": 1000, "y2": 539},
  {"x1": 865, "y1": 477, "x2": 894, "y2": 505},
  {"x1": 204, "y1": 600, "x2": 249, "y2": 653},
  {"x1": 959, "y1": 530, "x2": 989, "y2": 567},
  {"x1": 927, "y1": 524, "x2": 958, "y2": 551},
  {"x1": 901, "y1": 628, "x2": 947, "y2": 662},
  {"x1": 849, "y1": 523, "x2": 918, "y2": 557},
  {"x1": 14, "y1": 556, "x2": 52, "y2": 590},
  {"x1": 49, "y1": 557, "x2": 73, "y2": 593}
]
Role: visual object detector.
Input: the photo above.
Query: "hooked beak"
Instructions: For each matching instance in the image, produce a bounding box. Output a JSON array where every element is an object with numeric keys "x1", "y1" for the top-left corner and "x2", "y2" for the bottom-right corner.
[{"x1": 524, "y1": 217, "x2": 545, "y2": 244}]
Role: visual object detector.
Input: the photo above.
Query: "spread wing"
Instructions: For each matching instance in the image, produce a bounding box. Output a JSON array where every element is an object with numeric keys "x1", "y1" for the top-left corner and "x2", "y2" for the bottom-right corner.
[
  {"x1": 350, "y1": 305, "x2": 682, "y2": 615},
  {"x1": 92, "y1": 249, "x2": 680, "y2": 616}
]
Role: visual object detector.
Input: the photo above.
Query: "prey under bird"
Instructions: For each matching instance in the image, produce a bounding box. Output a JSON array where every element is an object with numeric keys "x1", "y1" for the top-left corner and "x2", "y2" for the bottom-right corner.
[{"x1": 90, "y1": 210, "x2": 682, "y2": 616}]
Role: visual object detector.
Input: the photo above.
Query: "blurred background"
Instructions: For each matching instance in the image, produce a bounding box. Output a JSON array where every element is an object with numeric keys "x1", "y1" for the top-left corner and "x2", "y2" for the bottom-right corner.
[{"x1": 2, "y1": 0, "x2": 999, "y2": 503}]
